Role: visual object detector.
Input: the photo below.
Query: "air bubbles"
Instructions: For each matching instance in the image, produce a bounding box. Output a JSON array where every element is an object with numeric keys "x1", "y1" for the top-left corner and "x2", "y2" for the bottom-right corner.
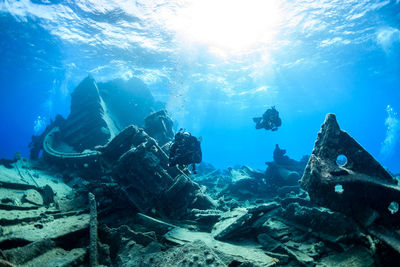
[
  {"x1": 34, "y1": 116, "x2": 47, "y2": 135},
  {"x1": 336, "y1": 154, "x2": 347, "y2": 167},
  {"x1": 388, "y1": 201, "x2": 399, "y2": 214},
  {"x1": 335, "y1": 184, "x2": 344, "y2": 194}
]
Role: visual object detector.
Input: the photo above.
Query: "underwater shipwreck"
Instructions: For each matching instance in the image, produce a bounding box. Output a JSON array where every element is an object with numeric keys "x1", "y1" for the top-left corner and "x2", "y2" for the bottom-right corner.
[{"x1": 1, "y1": 76, "x2": 400, "y2": 267}]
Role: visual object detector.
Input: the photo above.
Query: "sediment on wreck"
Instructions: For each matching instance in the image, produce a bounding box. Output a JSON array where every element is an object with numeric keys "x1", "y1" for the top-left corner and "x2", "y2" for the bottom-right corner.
[
  {"x1": 265, "y1": 144, "x2": 309, "y2": 189},
  {"x1": 33, "y1": 76, "x2": 215, "y2": 220},
  {"x1": 300, "y1": 113, "x2": 400, "y2": 254},
  {"x1": 7, "y1": 76, "x2": 400, "y2": 266},
  {"x1": 29, "y1": 76, "x2": 163, "y2": 161},
  {"x1": 300, "y1": 113, "x2": 400, "y2": 225},
  {"x1": 0, "y1": 158, "x2": 90, "y2": 266},
  {"x1": 107, "y1": 125, "x2": 216, "y2": 218},
  {"x1": 89, "y1": 192, "x2": 98, "y2": 267}
]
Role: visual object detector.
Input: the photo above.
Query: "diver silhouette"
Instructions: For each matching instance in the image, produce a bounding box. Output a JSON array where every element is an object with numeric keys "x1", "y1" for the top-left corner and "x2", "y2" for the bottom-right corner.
[
  {"x1": 169, "y1": 129, "x2": 202, "y2": 174},
  {"x1": 253, "y1": 106, "x2": 282, "y2": 131}
]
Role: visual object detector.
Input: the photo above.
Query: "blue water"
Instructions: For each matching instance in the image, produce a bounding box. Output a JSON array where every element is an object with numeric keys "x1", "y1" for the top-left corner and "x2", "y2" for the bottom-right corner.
[{"x1": 0, "y1": 0, "x2": 399, "y2": 173}]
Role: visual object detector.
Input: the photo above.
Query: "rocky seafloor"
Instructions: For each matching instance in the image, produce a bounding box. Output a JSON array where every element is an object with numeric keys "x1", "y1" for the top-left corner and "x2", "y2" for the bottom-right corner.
[{"x1": 1, "y1": 76, "x2": 400, "y2": 267}]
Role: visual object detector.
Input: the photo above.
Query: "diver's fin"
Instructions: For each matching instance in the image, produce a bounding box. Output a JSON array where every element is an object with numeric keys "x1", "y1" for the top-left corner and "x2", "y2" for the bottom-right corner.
[{"x1": 253, "y1": 117, "x2": 262, "y2": 123}]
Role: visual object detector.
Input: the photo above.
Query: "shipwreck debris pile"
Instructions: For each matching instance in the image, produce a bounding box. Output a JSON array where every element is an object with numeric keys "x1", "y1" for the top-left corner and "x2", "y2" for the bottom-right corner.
[
  {"x1": 0, "y1": 159, "x2": 89, "y2": 266},
  {"x1": 1, "y1": 77, "x2": 400, "y2": 266},
  {"x1": 266, "y1": 144, "x2": 308, "y2": 189}
]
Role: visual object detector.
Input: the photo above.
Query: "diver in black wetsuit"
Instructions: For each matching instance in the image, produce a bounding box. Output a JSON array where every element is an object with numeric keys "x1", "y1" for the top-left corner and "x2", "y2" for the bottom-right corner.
[
  {"x1": 253, "y1": 106, "x2": 282, "y2": 131},
  {"x1": 168, "y1": 129, "x2": 202, "y2": 174}
]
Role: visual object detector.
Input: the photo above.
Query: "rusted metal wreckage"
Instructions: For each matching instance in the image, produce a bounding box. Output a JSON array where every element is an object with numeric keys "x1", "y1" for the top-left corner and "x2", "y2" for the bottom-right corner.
[
  {"x1": 36, "y1": 76, "x2": 215, "y2": 219},
  {"x1": 300, "y1": 113, "x2": 400, "y2": 253},
  {"x1": 2, "y1": 77, "x2": 400, "y2": 265}
]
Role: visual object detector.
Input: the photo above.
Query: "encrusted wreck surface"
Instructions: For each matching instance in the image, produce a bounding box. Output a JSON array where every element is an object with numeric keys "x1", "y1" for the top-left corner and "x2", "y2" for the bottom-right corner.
[
  {"x1": 300, "y1": 113, "x2": 400, "y2": 253},
  {"x1": 30, "y1": 76, "x2": 162, "y2": 158},
  {"x1": 144, "y1": 110, "x2": 174, "y2": 147},
  {"x1": 266, "y1": 144, "x2": 309, "y2": 188},
  {"x1": 104, "y1": 125, "x2": 216, "y2": 218},
  {"x1": 0, "y1": 160, "x2": 89, "y2": 267},
  {"x1": 60, "y1": 76, "x2": 114, "y2": 152},
  {"x1": 28, "y1": 76, "x2": 214, "y2": 220},
  {"x1": 3, "y1": 78, "x2": 400, "y2": 266},
  {"x1": 165, "y1": 228, "x2": 276, "y2": 266},
  {"x1": 300, "y1": 113, "x2": 400, "y2": 226}
]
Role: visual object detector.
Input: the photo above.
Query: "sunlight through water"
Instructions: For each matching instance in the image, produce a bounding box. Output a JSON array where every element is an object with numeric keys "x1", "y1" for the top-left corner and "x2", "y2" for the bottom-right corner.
[
  {"x1": 167, "y1": 0, "x2": 284, "y2": 56},
  {"x1": 0, "y1": 0, "x2": 399, "y2": 172}
]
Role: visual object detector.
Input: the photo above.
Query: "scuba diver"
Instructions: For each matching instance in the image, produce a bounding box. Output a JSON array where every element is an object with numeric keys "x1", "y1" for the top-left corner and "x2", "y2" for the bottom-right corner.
[
  {"x1": 253, "y1": 106, "x2": 282, "y2": 131},
  {"x1": 168, "y1": 129, "x2": 202, "y2": 174}
]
